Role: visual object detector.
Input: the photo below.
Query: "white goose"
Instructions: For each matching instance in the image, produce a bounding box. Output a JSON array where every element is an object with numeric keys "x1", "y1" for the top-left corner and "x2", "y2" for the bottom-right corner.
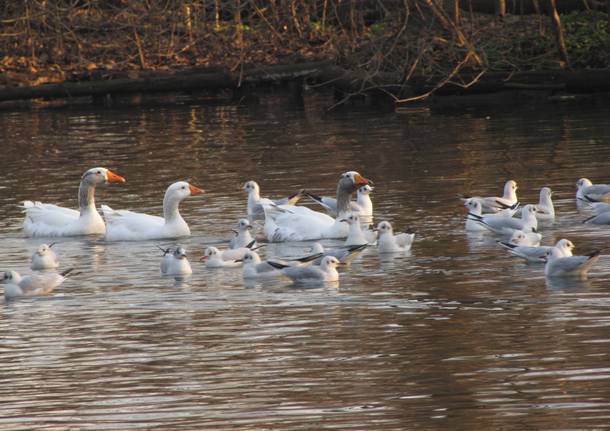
[
  {"x1": 22, "y1": 167, "x2": 126, "y2": 237},
  {"x1": 263, "y1": 171, "x2": 371, "y2": 242},
  {"x1": 102, "y1": 181, "x2": 204, "y2": 241}
]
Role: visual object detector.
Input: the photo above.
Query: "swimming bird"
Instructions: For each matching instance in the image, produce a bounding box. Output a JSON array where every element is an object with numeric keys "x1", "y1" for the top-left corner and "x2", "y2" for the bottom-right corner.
[
  {"x1": 229, "y1": 218, "x2": 255, "y2": 249},
  {"x1": 464, "y1": 199, "x2": 518, "y2": 232},
  {"x1": 30, "y1": 243, "x2": 59, "y2": 270},
  {"x1": 263, "y1": 171, "x2": 371, "y2": 242},
  {"x1": 267, "y1": 256, "x2": 341, "y2": 283},
  {"x1": 498, "y1": 238, "x2": 574, "y2": 263},
  {"x1": 460, "y1": 180, "x2": 519, "y2": 214},
  {"x1": 340, "y1": 213, "x2": 376, "y2": 246},
  {"x1": 22, "y1": 167, "x2": 125, "y2": 237},
  {"x1": 201, "y1": 240, "x2": 261, "y2": 268},
  {"x1": 303, "y1": 242, "x2": 368, "y2": 265},
  {"x1": 238, "y1": 251, "x2": 286, "y2": 280},
  {"x1": 2, "y1": 268, "x2": 72, "y2": 299},
  {"x1": 305, "y1": 184, "x2": 374, "y2": 217},
  {"x1": 533, "y1": 187, "x2": 555, "y2": 222},
  {"x1": 544, "y1": 246, "x2": 600, "y2": 279},
  {"x1": 376, "y1": 221, "x2": 414, "y2": 253},
  {"x1": 103, "y1": 181, "x2": 204, "y2": 241},
  {"x1": 243, "y1": 180, "x2": 304, "y2": 220},
  {"x1": 468, "y1": 204, "x2": 538, "y2": 235},
  {"x1": 160, "y1": 246, "x2": 192, "y2": 276},
  {"x1": 576, "y1": 178, "x2": 610, "y2": 203}
]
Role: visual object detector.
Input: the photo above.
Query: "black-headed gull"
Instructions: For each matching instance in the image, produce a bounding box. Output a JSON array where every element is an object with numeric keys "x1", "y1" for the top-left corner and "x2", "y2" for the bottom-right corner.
[
  {"x1": 460, "y1": 180, "x2": 519, "y2": 213},
  {"x1": 340, "y1": 213, "x2": 376, "y2": 246},
  {"x1": 243, "y1": 180, "x2": 304, "y2": 220},
  {"x1": 229, "y1": 218, "x2": 255, "y2": 249},
  {"x1": 22, "y1": 167, "x2": 125, "y2": 237},
  {"x1": 160, "y1": 246, "x2": 192, "y2": 276},
  {"x1": 103, "y1": 181, "x2": 204, "y2": 241},
  {"x1": 498, "y1": 238, "x2": 573, "y2": 263},
  {"x1": 545, "y1": 246, "x2": 600, "y2": 279},
  {"x1": 464, "y1": 199, "x2": 518, "y2": 232},
  {"x1": 376, "y1": 221, "x2": 414, "y2": 252},
  {"x1": 576, "y1": 178, "x2": 610, "y2": 203},
  {"x1": 201, "y1": 240, "x2": 261, "y2": 268},
  {"x1": 2, "y1": 269, "x2": 72, "y2": 299},
  {"x1": 468, "y1": 204, "x2": 538, "y2": 235},
  {"x1": 533, "y1": 187, "x2": 555, "y2": 221},
  {"x1": 304, "y1": 242, "x2": 368, "y2": 265},
  {"x1": 267, "y1": 256, "x2": 341, "y2": 283},
  {"x1": 238, "y1": 251, "x2": 285, "y2": 280},
  {"x1": 30, "y1": 243, "x2": 59, "y2": 270}
]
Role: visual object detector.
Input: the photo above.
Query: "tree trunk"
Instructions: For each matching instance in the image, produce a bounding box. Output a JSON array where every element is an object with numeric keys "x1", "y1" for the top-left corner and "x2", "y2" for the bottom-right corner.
[
  {"x1": 548, "y1": 0, "x2": 571, "y2": 69},
  {"x1": 496, "y1": 0, "x2": 506, "y2": 17}
]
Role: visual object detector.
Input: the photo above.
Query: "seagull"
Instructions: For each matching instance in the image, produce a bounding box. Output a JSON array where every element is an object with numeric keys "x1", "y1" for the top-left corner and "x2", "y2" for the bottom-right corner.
[
  {"x1": 201, "y1": 240, "x2": 261, "y2": 268},
  {"x1": 2, "y1": 269, "x2": 72, "y2": 299},
  {"x1": 340, "y1": 213, "x2": 376, "y2": 246},
  {"x1": 464, "y1": 199, "x2": 518, "y2": 232},
  {"x1": 302, "y1": 242, "x2": 368, "y2": 265},
  {"x1": 505, "y1": 230, "x2": 542, "y2": 247},
  {"x1": 460, "y1": 180, "x2": 519, "y2": 213},
  {"x1": 533, "y1": 187, "x2": 555, "y2": 222},
  {"x1": 376, "y1": 221, "x2": 414, "y2": 253},
  {"x1": 229, "y1": 218, "x2": 255, "y2": 249},
  {"x1": 498, "y1": 238, "x2": 574, "y2": 263},
  {"x1": 238, "y1": 251, "x2": 286, "y2": 280},
  {"x1": 30, "y1": 243, "x2": 59, "y2": 270},
  {"x1": 267, "y1": 256, "x2": 341, "y2": 283},
  {"x1": 544, "y1": 246, "x2": 601, "y2": 279},
  {"x1": 243, "y1": 180, "x2": 304, "y2": 220},
  {"x1": 468, "y1": 204, "x2": 538, "y2": 235},
  {"x1": 160, "y1": 246, "x2": 192, "y2": 276},
  {"x1": 305, "y1": 184, "x2": 374, "y2": 217},
  {"x1": 583, "y1": 201, "x2": 610, "y2": 214},
  {"x1": 576, "y1": 178, "x2": 610, "y2": 203}
]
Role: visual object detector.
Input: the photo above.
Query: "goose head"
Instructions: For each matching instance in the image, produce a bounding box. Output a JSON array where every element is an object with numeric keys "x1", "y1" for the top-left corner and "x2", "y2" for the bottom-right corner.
[
  {"x1": 165, "y1": 181, "x2": 204, "y2": 202},
  {"x1": 339, "y1": 171, "x2": 371, "y2": 191},
  {"x1": 81, "y1": 167, "x2": 125, "y2": 186}
]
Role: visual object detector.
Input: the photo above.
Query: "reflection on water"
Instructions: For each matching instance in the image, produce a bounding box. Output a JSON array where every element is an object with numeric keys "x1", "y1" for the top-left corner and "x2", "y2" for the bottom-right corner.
[{"x1": 2, "y1": 96, "x2": 610, "y2": 429}]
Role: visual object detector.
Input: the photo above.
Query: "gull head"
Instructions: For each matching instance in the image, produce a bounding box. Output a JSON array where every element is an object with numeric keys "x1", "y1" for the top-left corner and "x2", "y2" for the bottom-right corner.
[
  {"x1": 577, "y1": 178, "x2": 593, "y2": 190},
  {"x1": 243, "y1": 180, "x2": 260, "y2": 194},
  {"x1": 310, "y1": 242, "x2": 325, "y2": 254},
  {"x1": 358, "y1": 184, "x2": 374, "y2": 195},
  {"x1": 556, "y1": 238, "x2": 575, "y2": 252},
  {"x1": 35, "y1": 243, "x2": 54, "y2": 256},
  {"x1": 1, "y1": 270, "x2": 21, "y2": 284},
  {"x1": 540, "y1": 187, "x2": 552, "y2": 198},
  {"x1": 82, "y1": 167, "x2": 126, "y2": 186},
  {"x1": 236, "y1": 218, "x2": 253, "y2": 231},
  {"x1": 340, "y1": 213, "x2": 360, "y2": 225},
  {"x1": 464, "y1": 198, "x2": 482, "y2": 213},
  {"x1": 321, "y1": 256, "x2": 340, "y2": 270},
  {"x1": 376, "y1": 221, "x2": 393, "y2": 234},
  {"x1": 242, "y1": 251, "x2": 261, "y2": 265},
  {"x1": 509, "y1": 231, "x2": 528, "y2": 245},
  {"x1": 201, "y1": 247, "x2": 219, "y2": 261},
  {"x1": 173, "y1": 247, "x2": 188, "y2": 260},
  {"x1": 523, "y1": 204, "x2": 537, "y2": 216},
  {"x1": 505, "y1": 180, "x2": 518, "y2": 193}
]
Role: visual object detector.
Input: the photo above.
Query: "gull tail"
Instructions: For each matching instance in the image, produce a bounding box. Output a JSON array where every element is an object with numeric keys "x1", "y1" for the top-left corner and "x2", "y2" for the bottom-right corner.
[{"x1": 267, "y1": 261, "x2": 289, "y2": 270}]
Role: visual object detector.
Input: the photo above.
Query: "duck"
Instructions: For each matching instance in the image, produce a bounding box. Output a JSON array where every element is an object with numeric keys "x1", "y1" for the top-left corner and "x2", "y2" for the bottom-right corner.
[
  {"x1": 376, "y1": 221, "x2": 415, "y2": 252},
  {"x1": 262, "y1": 171, "x2": 371, "y2": 242},
  {"x1": 243, "y1": 180, "x2": 304, "y2": 220},
  {"x1": 2, "y1": 269, "x2": 72, "y2": 300},
  {"x1": 22, "y1": 167, "x2": 126, "y2": 237},
  {"x1": 30, "y1": 243, "x2": 59, "y2": 270},
  {"x1": 102, "y1": 181, "x2": 204, "y2": 241}
]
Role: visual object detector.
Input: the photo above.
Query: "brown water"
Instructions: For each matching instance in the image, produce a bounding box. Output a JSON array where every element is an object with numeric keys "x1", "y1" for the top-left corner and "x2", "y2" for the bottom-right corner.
[{"x1": 2, "y1": 95, "x2": 610, "y2": 430}]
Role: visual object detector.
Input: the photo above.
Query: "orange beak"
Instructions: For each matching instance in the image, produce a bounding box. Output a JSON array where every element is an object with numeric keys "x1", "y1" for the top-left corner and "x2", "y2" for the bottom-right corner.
[
  {"x1": 106, "y1": 170, "x2": 126, "y2": 184},
  {"x1": 189, "y1": 184, "x2": 205, "y2": 195},
  {"x1": 354, "y1": 174, "x2": 371, "y2": 187}
]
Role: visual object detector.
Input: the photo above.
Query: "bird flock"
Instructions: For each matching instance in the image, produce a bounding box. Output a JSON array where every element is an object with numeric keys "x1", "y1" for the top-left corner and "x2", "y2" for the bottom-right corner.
[
  {"x1": 463, "y1": 178, "x2": 608, "y2": 280},
  {"x1": 2, "y1": 167, "x2": 414, "y2": 300}
]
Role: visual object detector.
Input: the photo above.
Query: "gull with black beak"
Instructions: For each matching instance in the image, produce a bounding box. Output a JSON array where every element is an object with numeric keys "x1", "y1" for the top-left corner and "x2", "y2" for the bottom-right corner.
[
  {"x1": 30, "y1": 243, "x2": 59, "y2": 270},
  {"x1": 468, "y1": 204, "x2": 538, "y2": 236},
  {"x1": 576, "y1": 178, "x2": 610, "y2": 203},
  {"x1": 229, "y1": 218, "x2": 255, "y2": 249},
  {"x1": 533, "y1": 187, "x2": 555, "y2": 222},
  {"x1": 376, "y1": 221, "x2": 414, "y2": 252},
  {"x1": 460, "y1": 180, "x2": 519, "y2": 214},
  {"x1": 544, "y1": 245, "x2": 601, "y2": 279},
  {"x1": 340, "y1": 213, "x2": 376, "y2": 246},
  {"x1": 263, "y1": 171, "x2": 372, "y2": 242},
  {"x1": 267, "y1": 256, "x2": 342, "y2": 283},
  {"x1": 22, "y1": 167, "x2": 126, "y2": 237},
  {"x1": 498, "y1": 238, "x2": 574, "y2": 263},
  {"x1": 238, "y1": 250, "x2": 322, "y2": 279},
  {"x1": 243, "y1": 180, "x2": 304, "y2": 220},
  {"x1": 2, "y1": 268, "x2": 73, "y2": 300},
  {"x1": 160, "y1": 246, "x2": 192, "y2": 276},
  {"x1": 201, "y1": 240, "x2": 263, "y2": 268},
  {"x1": 103, "y1": 181, "x2": 204, "y2": 240}
]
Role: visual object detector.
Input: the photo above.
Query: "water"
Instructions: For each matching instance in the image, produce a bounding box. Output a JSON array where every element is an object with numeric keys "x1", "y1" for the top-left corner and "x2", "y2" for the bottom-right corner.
[{"x1": 2, "y1": 95, "x2": 610, "y2": 429}]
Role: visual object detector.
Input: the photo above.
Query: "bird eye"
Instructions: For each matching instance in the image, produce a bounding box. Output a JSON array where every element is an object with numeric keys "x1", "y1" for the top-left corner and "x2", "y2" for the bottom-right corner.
[
  {"x1": 97, "y1": 170, "x2": 102, "y2": 174},
  {"x1": 182, "y1": 186, "x2": 186, "y2": 190}
]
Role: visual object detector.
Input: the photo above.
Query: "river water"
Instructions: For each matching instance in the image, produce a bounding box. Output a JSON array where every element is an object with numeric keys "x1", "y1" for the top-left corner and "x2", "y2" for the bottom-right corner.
[{"x1": 1, "y1": 94, "x2": 610, "y2": 429}]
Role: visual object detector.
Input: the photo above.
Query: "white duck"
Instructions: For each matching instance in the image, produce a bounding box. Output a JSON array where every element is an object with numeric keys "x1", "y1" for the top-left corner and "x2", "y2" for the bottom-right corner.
[
  {"x1": 22, "y1": 167, "x2": 126, "y2": 237},
  {"x1": 376, "y1": 221, "x2": 415, "y2": 253},
  {"x1": 243, "y1": 180, "x2": 304, "y2": 220},
  {"x1": 2, "y1": 269, "x2": 72, "y2": 300},
  {"x1": 160, "y1": 246, "x2": 192, "y2": 276},
  {"x1": 263, "y1": 171, "x2": 371, "y2": 242},
  {"x1": 30, "y1": 243, "x2": 59, "y2": 270},
  {"x1": 103, "y1": 181, "x2": 204, "y2": 241},
  {"x1": 460, "y1": 180, "x2": 519, "y2": 213},
  {"x1": 229, "y1": 218, "x2": 255, "y2": 249}
]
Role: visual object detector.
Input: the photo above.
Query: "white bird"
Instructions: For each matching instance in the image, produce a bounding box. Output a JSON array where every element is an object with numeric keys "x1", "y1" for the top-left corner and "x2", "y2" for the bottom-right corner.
[
  {"x1": 263, "y1": 171, "x2": 372, "y2": 242},
  {"x1": 340, "y1": 213, "x2": 376, "y2": 246},
  {"x1": 505, "y1": 230, "x2": 542, "y2": 247},
  {"x1": 304, "y1": 242, "x2": 368, "y2": 265},
  {"x1": 305, "y1": 184, "x2": 374, "y2": 217},
  {"x1": 243, "y1": 180, "x2": 304, "y2": 220},
  {"x1": 103, "y1": 181, "x2": 204, "y2": 241},
  {"x1": 200, "y1": 241, "x2": 261, "y2": 268},
  {"x1": 576, "y1": 178, "x2": 610, "y2": 203},
  {"x1": 460, "y1": 180, "x2": 519, "y2": 213},
  {"x1": 30, "y1": 243, "x2": 59, "y2": 270},
  {"x1": 2, "y1": 269, "x2": 72, "y2": 300},
  {"x1": 229, "y1": 218, "x2": 255, "y2": 249},
  {"x1": 267, "y1": 256, "x2": 341, "y2": 283},
  {"x1": 583, "y1": 211, "x2": 610, "y2": 225},
  {"x1": 160, "y1": 246, "x2": 192, "y2": 276},
  {"x1": 533, "y1": 187, "x2": 555, "y2": 222},
  {"x1": 498, "y1": 238, "x2": 574, "y2": 263},
  {"x1": 376, "y1": 221, "x2": 415, "y2": 253},
  {"x1": 22, "y1": 167, "x2": 126, "y2": 237},
  {"x1": 239, "y1": 251, "x2": 286, "y2": 280},
  {"x1": 468, "y1": 204, "x2": 538, "y2": 235},
  {"x1": 584, "y1": 201, "x2": 610, "y2": 215},
  {"x1": 545, "y1": 246, "x2": 600, "y2": 279},
  {"x1": 464, "y1": 199, "x2": 517, "y2": 232}
]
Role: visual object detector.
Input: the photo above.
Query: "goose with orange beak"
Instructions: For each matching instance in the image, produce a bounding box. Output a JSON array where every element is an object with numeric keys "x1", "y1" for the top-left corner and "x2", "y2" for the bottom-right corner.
[
  {"x1": 22, "y1": 167, "x2": 126, "y2": 237},
  {"x1": 102, "y1": 181, "x2": 204, "y2": 240},
  {"x1": 262, "y1": 171, "x2": 372, "y2": 242}
]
